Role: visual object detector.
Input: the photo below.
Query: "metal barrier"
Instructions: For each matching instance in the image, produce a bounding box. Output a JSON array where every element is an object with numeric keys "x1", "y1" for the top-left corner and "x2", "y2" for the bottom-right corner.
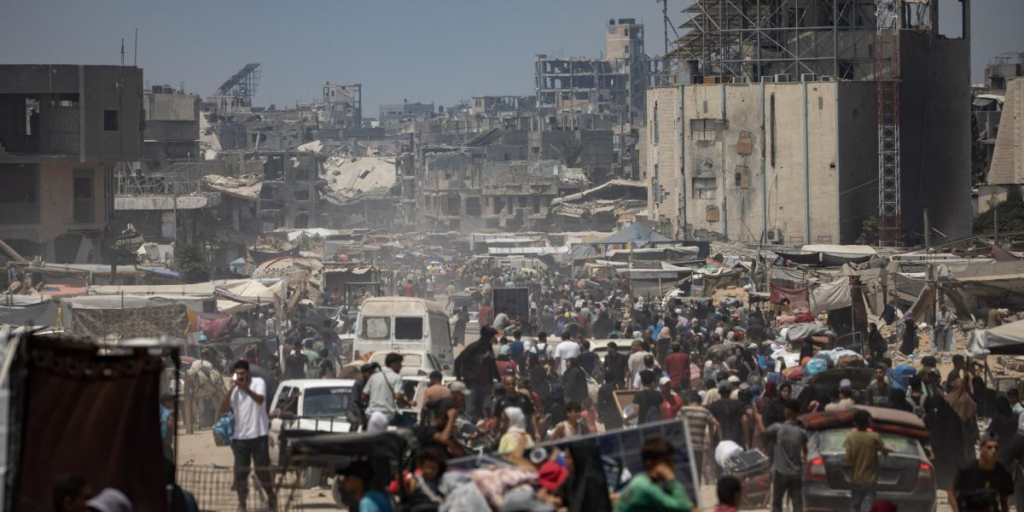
[{"x1": 176, "y1": 465, "x2": 305, "y2": 512}]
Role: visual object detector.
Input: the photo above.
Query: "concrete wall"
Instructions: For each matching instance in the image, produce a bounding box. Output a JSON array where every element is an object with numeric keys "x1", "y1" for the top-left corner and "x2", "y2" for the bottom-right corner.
[
  {"x1": 0, "y1": 162, "x2": 110, "y2": 261},
  {"x1": 145, "y1": 92, "x2": 199, "y2": 121},
  {"x1": 646, "y1": 87, "x2": 683, "y2": 234},
  {"x1": 836, "y1": 82, "x2": 881, "y2": 243},
  {"x1": 0, "y1": 65, "x2": 143, "y2": 163},
  {"x1": 646, "y1": 81, "x2": 877, "y2": 244},
  {"x1": 987, "y1": 78, "x2": 1024, "y2": 185},
  {"x1": 899, "y1": 33, "x2": 972, "y2": 242}
]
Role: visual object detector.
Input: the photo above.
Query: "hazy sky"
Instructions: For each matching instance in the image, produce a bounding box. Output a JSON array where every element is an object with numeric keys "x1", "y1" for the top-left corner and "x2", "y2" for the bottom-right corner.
[{"x1": 3, "y1": 0, "x2": 1023, "y2": 114}]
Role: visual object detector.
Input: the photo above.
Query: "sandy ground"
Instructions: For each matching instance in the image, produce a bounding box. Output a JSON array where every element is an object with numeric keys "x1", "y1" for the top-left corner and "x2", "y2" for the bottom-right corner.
[{"x1": 177, "y1": 431, "x2": 337, "y2": 510}]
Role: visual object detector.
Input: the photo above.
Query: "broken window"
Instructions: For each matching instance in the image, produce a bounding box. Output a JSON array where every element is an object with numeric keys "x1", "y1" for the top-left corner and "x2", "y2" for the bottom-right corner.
[
  {"x1": 73, "y1": 169, "x2": 95, "y2": 224},
  {"x1": 735, "y1": 166, "x2": 750, "y2": 189},
  {"x1": 532, "y1": 197, "x2": 540, "y2": 214},
  {"x1": 447, "y1": 195, "x2": 460, "y2": 214},
  {"x1": 693, "y1": 177, "x2": 717, "y2": 199},
  {"x1": 293, "y1": 190, "x2": 309, "y2": 201},
  {"x1": 465, "y1": 197, "x2": 482, "y2": 216},
  {"x1": 0, "y1": 164, "x2": 40, "y2": 225},
  {"x1": 653, "y1": 101, "x2": 659, "y2": 144},
  {"x1": 103, "y1": 110, "x2": 119, "y2": 131}
]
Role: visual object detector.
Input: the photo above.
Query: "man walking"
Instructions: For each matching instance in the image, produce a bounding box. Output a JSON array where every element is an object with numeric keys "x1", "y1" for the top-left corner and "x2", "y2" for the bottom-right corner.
[
  {"x1": 934, "y1": 305, "x2": 955, "y2": 353},
  {"x1": 219, "y1": 361, "x2": 275, "y2": 511},
  {"x1": 844, "y1": 410, "x2": 888, "y2": 512},
  {"x1": 764, "y1": 400, "x2": 807, "y2": 512}
]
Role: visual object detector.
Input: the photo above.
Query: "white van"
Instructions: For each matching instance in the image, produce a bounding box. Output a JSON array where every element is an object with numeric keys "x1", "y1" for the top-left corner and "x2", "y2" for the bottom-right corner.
[{"x1": 353, "y1": 297, "x2": 454, "y2": 369}]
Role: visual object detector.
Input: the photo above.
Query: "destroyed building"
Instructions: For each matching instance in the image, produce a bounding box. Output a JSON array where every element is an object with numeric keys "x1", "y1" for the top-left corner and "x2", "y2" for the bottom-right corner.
[
  {"x1": 379, "y1": 101, "x2": 436, "y2": 133},
  {"x1": 646, "y1": 0, "x2": 972, "y2": 246},
  {"x1": 0, "y1": 64, "x2": 144, "y2": 262},
  {"x1": 257, "y1": 150, "x2": 321, "y2": 229},
  {"x1": 322, "y1": 82, "x2": 362, "y2": 129},
  {"x1": 143, "y1": 85, "x2": 201, "y2": 172},
  {"x1": 974, "y1": 53, "x2": 1024, "y2": 212},
  {"x1": 420, "y1": 151, "x2": 562, "y2": 232},
  {"x1": 535, "y1": 18, "x2": 656, "y2": 126}
]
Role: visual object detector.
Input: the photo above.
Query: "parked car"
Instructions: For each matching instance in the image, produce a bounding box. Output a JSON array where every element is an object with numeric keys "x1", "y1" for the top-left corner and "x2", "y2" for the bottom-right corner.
[
  {"x1": 802, "y1": 406, "x2": 936, "y2": 512},
  {"x1": 268, "y1": 379, "x2": 357, "y2": 474}
]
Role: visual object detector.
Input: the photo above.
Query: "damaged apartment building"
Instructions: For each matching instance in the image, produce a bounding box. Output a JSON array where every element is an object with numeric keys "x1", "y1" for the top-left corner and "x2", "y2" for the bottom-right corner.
[
  {"x1": 419, "y1": 150, "x2": 563, "y2": 232},
  {"x1": 0, "y1": 64, "x2": 144, "y2": 262},
  {"x1": 645, "y1": 0, "x2": 973, "y2": 246}
]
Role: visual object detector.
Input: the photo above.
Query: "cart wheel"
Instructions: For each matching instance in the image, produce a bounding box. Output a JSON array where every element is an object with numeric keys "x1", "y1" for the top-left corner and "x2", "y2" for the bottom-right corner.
[{"x1": 331, "y1": 476, "x2": 345, "y2": 508}]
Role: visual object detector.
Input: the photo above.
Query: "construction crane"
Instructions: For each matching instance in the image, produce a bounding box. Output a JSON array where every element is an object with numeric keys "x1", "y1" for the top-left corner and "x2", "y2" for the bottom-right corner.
[
  {"x1": 216, "y1": 63, "x2": 261, "y2": 107},
  {"x1": 876, "y1": 0, "x2": 902, "y2": 246}
]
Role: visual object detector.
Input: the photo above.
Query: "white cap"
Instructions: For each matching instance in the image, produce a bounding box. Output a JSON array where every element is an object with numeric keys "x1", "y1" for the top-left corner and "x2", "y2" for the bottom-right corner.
[
  {"x1": 839, "y1": 378, "x2": 852, "y2": 389},
  {"x1": 659, "y1": 376, "x2": 672, "y2": 386},
  {"x1": 727, "y1": 375, "x2": 741, "y2": 384}
]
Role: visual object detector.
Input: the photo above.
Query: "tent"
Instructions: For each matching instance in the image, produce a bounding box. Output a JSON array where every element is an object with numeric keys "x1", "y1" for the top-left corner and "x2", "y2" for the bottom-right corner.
[
  {"x1": 967, "y1": 319, "x2": 1024, "y2": 356},
  {"x1": 600, "y1": 222, "x2": 671, "y2": 245},
  {"x1": 215, "y1": 280, "x2": 286, "y2": 304}
]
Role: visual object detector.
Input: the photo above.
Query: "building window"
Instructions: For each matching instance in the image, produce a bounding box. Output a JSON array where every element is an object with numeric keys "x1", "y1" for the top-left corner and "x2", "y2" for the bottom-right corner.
[
  {"x1": 693, "y1": 177, "x2": 717, "y2": 199},
  {"x1": 706, "y1": 205, "x2": 720, "y2": 222},
  {"x1": 653, "y1": 102, "x2": 660, "y2": 144},
  {"x1": 0, "y1": 164, "x2": 40, "y2": 225},
  {"x1": 690, "y1": 119, "x2": 721, "y2": 142},
  {"x1": 735, "y1": 166, "x2": 751, "y2": 188},
  {"x1": 103, "y1": 110, "x2": 119, "y2": 131},
  {"x1": 73, "y1": 169, "x2": 95, "y2": 224}
]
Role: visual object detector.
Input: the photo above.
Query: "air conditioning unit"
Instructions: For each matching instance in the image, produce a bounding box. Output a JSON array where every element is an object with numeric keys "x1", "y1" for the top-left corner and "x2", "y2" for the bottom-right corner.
[
  {"x1": 801, "y1": 73, "x2": 819, "y2": 82},
  {"x1": 774, "y1": 74, "x2": 792, "y2": 83},
  {"x1": 820, "y1": 75, "x2": 836, "y2": 82},
  {"x1": 766, "y1": 228, "x2": 783, "y2": 244},
  {"x1": 731, "y1": 76, "x2": 750, "y2": 84},
  {"x1": 760, "y1": 75, "x2": 776, "y2": 83}
]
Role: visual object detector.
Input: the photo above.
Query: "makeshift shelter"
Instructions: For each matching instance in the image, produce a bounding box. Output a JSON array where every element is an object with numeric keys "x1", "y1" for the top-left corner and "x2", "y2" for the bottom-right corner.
[
  {"x1": 776, "y1": 245, "x2": 876, "y2": 267},
  {"x1": 600, "y1": 222, "x2": 671, "y2": 246},
  {"x1": 968, "y1": 319, "x2": 1024, "y2": 356},
  {"x1": 215, "y1": 280, "x2": 286, "y2": 304}
]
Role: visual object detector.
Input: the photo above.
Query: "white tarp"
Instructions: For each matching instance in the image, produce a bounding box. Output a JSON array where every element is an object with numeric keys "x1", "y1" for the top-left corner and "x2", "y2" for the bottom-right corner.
[
  {"x1": 967, "y1": 319, "x2": 1024, "y2": 356},
  {"x1": 215, "y1": 280, "x2": 286, "y2": 303},
  {"x1": 809, "y1": 278, "x2": 852, "y2": 314}
]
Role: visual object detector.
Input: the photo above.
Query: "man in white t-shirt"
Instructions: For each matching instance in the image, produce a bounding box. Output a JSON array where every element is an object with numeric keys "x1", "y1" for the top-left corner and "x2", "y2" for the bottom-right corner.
[
  {"x1": 553, "y1": 332, "x2": 581, "y2": 376},
  {"x1": 219, "y1": 360, "x2": 275, "y2": 510},
  {"x1": 363, "y1": 353, "x2": 414, "y2": 424}
]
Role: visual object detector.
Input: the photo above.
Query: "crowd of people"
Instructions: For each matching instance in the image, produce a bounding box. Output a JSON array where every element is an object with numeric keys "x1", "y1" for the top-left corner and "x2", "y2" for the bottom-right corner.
[{"x1": 197, "y1": 257, "x2": 1024, "y2": 512}]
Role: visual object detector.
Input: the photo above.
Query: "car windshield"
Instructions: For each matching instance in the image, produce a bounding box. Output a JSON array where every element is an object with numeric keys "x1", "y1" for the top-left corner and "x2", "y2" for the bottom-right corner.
[
  {"x1": 819, "y1": 429, "x2": 919, "y2": 456},
  {"x1": 303, "y1": 386, "x2": 352, "y2": 417}
]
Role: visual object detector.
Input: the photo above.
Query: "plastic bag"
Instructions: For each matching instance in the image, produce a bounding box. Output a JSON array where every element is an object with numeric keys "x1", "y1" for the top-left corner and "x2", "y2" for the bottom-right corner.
[
  {"x1": 213, "y1": 412, "x2": 235, "y2": 446},
  {"x1": 804, "y1": 358, "x2": 828, "y2": 377}
]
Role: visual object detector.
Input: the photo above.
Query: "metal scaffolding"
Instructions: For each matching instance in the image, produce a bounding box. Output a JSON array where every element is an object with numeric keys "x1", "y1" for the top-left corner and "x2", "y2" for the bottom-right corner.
[
  {"x1": 673, "y1": 0, "x2": 879, "y2": 82},
  {"x1": 216, "y1": 63, "x2": 261, "y2": 106},
  {"x1": 876, "y1": 0, "x2": 901, "y2": 246}
]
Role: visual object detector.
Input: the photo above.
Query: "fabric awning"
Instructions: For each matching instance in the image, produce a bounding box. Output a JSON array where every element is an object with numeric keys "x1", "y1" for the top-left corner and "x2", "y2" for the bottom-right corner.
[{"x1": 967, "y1": 319, "x2": 1024, "y2": 356}]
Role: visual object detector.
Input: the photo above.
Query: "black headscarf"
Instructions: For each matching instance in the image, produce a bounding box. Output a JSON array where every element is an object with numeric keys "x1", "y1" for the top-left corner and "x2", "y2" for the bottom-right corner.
[{"x1": 564, "y1": 441, "x2": 612, "y2": 512}]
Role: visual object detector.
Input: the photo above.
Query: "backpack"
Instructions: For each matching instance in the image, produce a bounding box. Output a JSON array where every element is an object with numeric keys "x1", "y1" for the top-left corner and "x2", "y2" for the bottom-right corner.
[
  {"x1": 644, "y1": 403, "x2": 662, "y2": 424},
  {"x1": 213, "y1": 412, "x2": 235, "y2": 446}
]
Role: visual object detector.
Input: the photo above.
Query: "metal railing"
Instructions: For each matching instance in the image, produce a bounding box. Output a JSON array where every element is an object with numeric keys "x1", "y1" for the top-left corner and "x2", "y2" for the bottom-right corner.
[{"x1": 116, "y1": 163, "x2": 206, "y2": 197}]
